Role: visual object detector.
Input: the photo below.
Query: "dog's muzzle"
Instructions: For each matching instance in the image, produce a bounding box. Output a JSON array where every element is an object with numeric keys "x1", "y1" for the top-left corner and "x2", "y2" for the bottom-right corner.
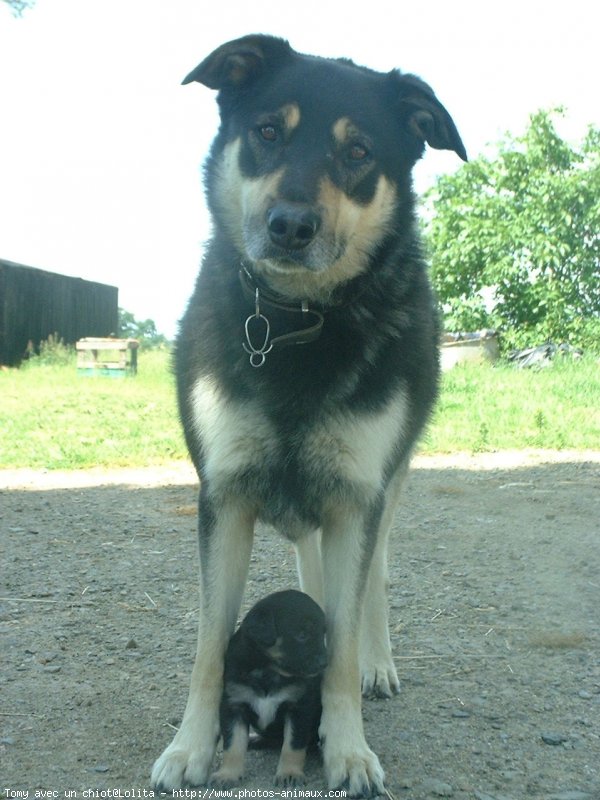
[{"x1": 266, "y1": 202, "x2": 321, "y2": 251}]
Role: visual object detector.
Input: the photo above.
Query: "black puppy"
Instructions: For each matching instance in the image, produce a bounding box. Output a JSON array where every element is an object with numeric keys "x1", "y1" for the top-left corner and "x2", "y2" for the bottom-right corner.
[{"x1": 211, "y1": 590, "x2": 327, "y2": 787}]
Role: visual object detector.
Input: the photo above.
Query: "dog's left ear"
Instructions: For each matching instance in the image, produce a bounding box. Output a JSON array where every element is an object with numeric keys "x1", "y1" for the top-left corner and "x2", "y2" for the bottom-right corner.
[
  {"x1": 392, "y1": 72, "x2": 468, "y2": 162},
  {"x1": 182, "y1": 34, "x2": 292, "y2": 89},
  {"x1": 244, "y1": 607, "x2": 277, "y2": 647}
]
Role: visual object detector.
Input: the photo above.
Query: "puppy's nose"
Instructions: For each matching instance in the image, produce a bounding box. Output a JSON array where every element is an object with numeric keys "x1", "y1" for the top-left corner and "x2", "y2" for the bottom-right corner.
[{"x1": 266, "y1": 202, "x2": 320, "y2": 250}]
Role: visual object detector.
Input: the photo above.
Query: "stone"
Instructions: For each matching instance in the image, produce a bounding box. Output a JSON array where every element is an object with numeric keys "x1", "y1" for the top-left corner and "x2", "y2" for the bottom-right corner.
[
  {"x1": 541, "y1": 732, "x2": 569, "y2": 746},
  {"x1": 422, "y1": 778, "x2": 454, "y2": 797}
]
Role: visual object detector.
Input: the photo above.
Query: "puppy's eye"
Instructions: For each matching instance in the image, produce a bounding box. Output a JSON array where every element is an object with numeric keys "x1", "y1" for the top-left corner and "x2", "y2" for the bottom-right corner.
[
  {"x1": 295, "y1": 631, "x2": 310, "y2": 644},
  {"x1": 259, "y1": 125, "x2": 278, "y2": 142},
  {"x1": 348, "y1": 143, "x2": 370, "y2": 162}
]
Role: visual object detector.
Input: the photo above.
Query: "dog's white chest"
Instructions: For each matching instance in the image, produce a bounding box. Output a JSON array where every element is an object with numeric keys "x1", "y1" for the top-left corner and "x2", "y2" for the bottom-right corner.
[
  {"x1": 226, "y1": 682, "x2": 303, "y2": 731},
  {"x1": 190, "y1": 376, "x2": 278, "y2": 483},
  {"x1": 190, "y1": 375, "x2": 408, "y2": 503}
]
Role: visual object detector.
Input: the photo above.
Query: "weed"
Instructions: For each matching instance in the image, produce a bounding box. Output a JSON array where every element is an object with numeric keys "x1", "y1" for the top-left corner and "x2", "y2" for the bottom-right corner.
[
  {"x1": 25, "y1": 334, "x2": 75, "y2": 368},
  {"x1": 473, "y1": 422, "x2": 490, "y2": 453},
  {"x1": 534, "y1": 410, "x2": 546, "y2": 431}
]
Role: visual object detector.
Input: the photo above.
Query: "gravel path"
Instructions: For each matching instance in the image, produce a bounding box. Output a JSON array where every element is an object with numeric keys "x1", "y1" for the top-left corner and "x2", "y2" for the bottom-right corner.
[{"x1": 1, "y1": 451, "x2": 599, "y2": 799}]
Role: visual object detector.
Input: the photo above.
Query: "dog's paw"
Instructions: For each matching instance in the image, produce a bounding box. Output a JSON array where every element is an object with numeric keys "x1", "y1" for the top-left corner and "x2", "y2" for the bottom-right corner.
[
  {"x1": 210, "y1": 767, "x2": 243, "y2": 789},
  {"x1": 151, "y1": 740, "x2": 215, "y2": 791},
  {"x1": 275, "y1": 744, "x2": 308, "y2": 787},
  {"x1": 323, "y1": 739, "x2": 385, "y2": 798},
  {"x1": 274, "y1": 767, "x2": 307, "y2": 788},
  {"x1": 360, "y1": 657, "x2": 400, "y2": 699}
]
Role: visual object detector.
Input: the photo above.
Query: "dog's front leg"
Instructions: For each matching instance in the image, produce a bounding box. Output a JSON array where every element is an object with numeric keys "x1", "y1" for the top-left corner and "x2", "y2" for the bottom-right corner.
[
  {"x1": 294, "y1": 529, "x2": 324, "y2": 608},
  {"x1": 151, "y1": 496, "x2": 254, "y2": 791},
  {"x1": 360, "y1": 464, "x2": 408, "y2": 698},
  {"x1": 359, "y1": 523, "x2": 399, "y2": 698},
  {"x1": 319, "y1": 503, "x2": 386, "y2": 797}
]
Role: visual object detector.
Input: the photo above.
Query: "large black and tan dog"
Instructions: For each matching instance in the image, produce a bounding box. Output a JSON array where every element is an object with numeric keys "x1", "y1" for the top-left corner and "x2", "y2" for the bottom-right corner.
[{"x1": 151, "y1": 34, "x2": 466, "y2": 796}]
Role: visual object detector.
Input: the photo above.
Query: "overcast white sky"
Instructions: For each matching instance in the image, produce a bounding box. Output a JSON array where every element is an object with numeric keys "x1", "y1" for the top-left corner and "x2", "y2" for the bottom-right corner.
[{"x1": 0, "y1": 0, "x2": 597, "y2": 338}]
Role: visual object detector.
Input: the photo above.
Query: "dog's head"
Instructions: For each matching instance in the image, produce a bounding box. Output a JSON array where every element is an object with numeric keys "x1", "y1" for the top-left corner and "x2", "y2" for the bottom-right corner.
[
  {"x1": 184, "y1": 35, "x2": 466, "y2": 297},
  {"x1": 239, "y1": 589, "x2": 327, "y2": 678}
]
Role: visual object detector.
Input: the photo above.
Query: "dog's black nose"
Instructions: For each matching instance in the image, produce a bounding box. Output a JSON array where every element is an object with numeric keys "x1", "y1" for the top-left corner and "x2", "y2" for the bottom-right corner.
[{"x1": 266, "y1": 203, "x2": 320, "y2": 250}]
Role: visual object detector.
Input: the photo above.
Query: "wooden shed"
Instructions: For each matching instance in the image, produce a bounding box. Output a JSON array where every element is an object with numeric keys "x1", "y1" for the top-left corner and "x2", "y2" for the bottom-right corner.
[{"x1": 0, "y1": 259, "x2": 118, "y2": 366}]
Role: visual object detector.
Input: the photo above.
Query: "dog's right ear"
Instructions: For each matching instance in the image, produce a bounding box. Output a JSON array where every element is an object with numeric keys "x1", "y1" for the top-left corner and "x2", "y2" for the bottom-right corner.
[
  {"x1": 391, "y1": 72, "x2": 468, "y2": 162},
  {"x1": 182, "y1": 34, "x2": 292, "y2": 89},
  {"x1": 244, "y1": 606, "x2": 277, "y2": 647}
]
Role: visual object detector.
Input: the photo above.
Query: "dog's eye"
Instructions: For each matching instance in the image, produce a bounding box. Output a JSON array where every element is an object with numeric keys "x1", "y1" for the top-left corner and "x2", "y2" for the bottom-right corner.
[
  {"x1": 259, "y1": 125, "x2": 278, "y2": 142},
  {"x1": 295, "y1": 631, "x2": 310, "y2": 644},
  {"x1": 348, "y1": 143, "x2": 370, "y2": 162}
]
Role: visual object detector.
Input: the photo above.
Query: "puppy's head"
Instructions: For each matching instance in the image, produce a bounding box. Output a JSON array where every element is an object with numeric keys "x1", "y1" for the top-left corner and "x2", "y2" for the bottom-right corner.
[
  {"x1": 240, "y1": 589, "x2": 327, "y2": 677},
  {"x1": 184, "y1": 35, "x2": 466, "y2": 299}
]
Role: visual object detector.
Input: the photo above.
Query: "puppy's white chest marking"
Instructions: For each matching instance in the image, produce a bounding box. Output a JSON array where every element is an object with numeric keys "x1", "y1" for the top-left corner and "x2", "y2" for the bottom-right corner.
[{"x1": 226, "y1": 682, "x2": 304, "y2": 731}]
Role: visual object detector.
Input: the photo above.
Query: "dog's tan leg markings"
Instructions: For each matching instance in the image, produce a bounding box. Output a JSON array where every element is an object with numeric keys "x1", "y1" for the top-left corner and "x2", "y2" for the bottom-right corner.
[
  {"x1": 360, "y1": 464, "x2": 409, "y2": 698},
  {"x1": 294, "y1": 530, "x2": 324, "y2": 609},
  {"x1": 151, "y1": 503, "x2": 255, "y2": 791},
  {"x1": 210, "y1": 720, "x2": 249, "y2": 788},
  {"x1": 275, "y1": 717, "x2": 308, "y2": 786},
  {"x1": 319, "y1": 505, "x2": 386, "y2": 796}
]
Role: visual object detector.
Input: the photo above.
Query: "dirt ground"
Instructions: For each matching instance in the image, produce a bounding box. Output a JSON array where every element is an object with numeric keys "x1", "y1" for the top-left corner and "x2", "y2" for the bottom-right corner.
[{"x1": 1, "y1": 451, "x2": 599, "y2": 800}]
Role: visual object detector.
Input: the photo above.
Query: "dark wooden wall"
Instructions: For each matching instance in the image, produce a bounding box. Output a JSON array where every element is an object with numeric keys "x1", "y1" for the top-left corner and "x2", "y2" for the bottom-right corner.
[{"x1": 0, "y1": 259, "x2": 118, "y2": 366}]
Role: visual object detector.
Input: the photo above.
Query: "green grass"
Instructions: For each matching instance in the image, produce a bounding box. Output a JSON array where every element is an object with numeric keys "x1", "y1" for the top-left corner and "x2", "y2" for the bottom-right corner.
[
  {"x1": 425, "y1": 357, "x2": 600, "y2": 454},
  {"x1": 1, "y1": 350, "x2": 599, "y2": 470},
  {"x1": 0, "y1": 349, "x2": 187, "y2": 470}
]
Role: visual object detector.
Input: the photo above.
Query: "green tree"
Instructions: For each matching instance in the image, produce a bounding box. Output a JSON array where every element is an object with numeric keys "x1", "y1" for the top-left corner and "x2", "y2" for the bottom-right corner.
[
  {"x1": 426, "y1": 109, "x2": 600, "y2": 352},
  {"x1": 118, "y1": 309, "x2": 168, "y2": 349},
  {"x1": 1, "y1": 0, "x2": 36, "y2": 16}
]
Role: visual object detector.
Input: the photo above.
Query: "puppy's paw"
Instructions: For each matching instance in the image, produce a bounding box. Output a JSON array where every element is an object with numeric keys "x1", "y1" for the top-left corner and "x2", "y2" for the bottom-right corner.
[
  {"x1": 274, "y1": 767, "x2": 307, "y2": 788},
  {"x1": 360, "y1": 657, "x2": 400, "y2": 699},
  {"x1": 210, "y1": 767, "x2": 244, "y2": 789},
  {"x1": 275, "y1": 744, "x2": 308, "y2": 788}
]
